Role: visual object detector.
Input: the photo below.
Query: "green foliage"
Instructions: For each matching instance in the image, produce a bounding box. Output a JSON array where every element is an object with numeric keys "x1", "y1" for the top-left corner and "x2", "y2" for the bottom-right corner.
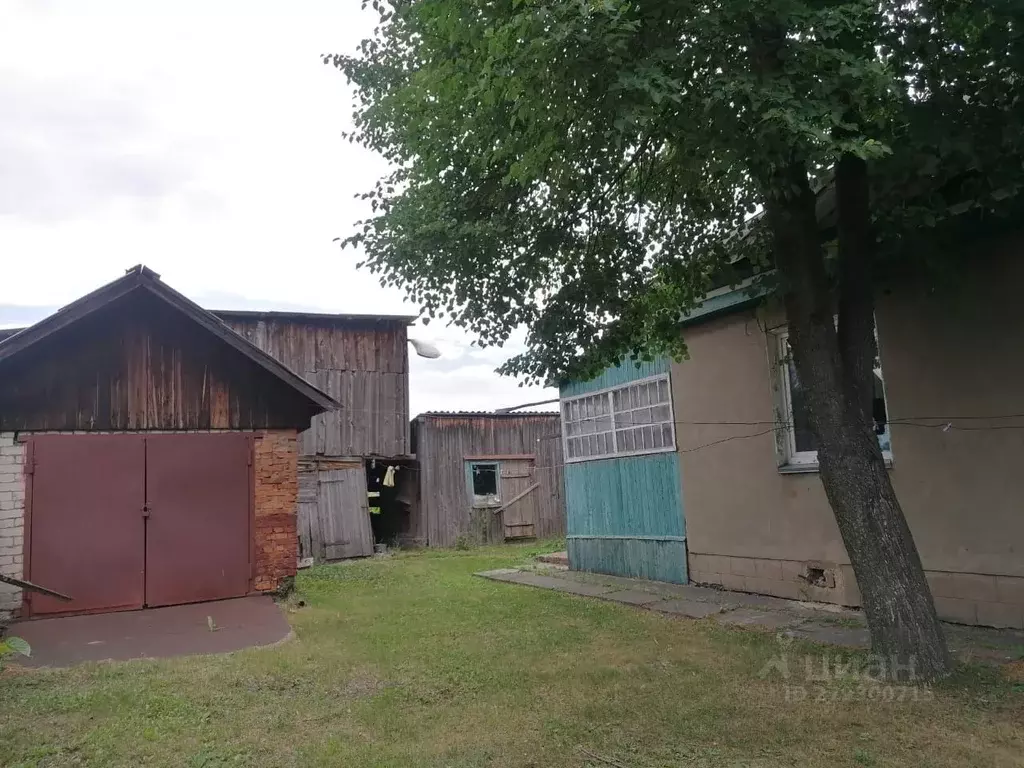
[
  {"x1": 0, "y1": 634, "x2": 31, "y2": 658},
  {"x1": 329, "y1": 1, "x2": 1023, "y2": 383}
]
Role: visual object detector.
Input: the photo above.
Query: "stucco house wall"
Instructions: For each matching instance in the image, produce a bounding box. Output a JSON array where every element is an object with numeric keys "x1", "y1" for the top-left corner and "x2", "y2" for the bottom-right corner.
[{"x1": 674, "y1": 235, "x2": 1024, "y2": 629}]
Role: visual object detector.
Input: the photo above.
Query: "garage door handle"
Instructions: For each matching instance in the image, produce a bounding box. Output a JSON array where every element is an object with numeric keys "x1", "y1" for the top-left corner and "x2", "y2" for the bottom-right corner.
[{"x1": 142, "y1": 504, "x2": 152, "y2": 518}]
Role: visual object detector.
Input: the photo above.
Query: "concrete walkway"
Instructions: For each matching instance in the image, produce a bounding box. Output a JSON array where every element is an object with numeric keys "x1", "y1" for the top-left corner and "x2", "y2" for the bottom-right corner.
[
  {"x1": 478, "y1": 565, "x2": 1024, "y2": 664},
  {"x1": 12, "y1": 596, "x2": 292, "y2": 667}
]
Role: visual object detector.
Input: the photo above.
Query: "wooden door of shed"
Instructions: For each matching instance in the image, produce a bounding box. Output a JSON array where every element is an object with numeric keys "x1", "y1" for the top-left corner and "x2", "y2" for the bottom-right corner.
[
  {"x1": 315, "y1": 462, "x2": 374, "y2": 561},
  {"x1": 500, "y1": 460, "x2": 538, "y2": 540}
]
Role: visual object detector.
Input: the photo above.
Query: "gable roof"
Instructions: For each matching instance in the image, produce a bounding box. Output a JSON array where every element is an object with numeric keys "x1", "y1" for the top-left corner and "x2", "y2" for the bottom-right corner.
[{"x1": 0, "y1": 265, "x2": 338, "y2": 413}]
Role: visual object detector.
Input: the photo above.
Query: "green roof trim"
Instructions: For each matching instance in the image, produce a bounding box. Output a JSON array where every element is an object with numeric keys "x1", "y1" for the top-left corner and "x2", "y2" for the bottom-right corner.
[{"x1": 680, "y1": 277, "x2": 772, "y2": 327}]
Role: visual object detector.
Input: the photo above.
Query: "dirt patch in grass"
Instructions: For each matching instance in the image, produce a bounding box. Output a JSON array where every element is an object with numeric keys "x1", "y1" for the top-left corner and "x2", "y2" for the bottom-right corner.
[{"x1": 2, "y1": 541, "x2": 1022, "y2": 767}]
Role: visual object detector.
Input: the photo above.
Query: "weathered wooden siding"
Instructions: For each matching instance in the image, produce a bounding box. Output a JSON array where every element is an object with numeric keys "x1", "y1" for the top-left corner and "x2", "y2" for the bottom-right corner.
[
  {"x1": 560, "y1": 357, "x2": 670, "y2": 398},
  {"x1": 412, "y1": 414, "x2": 565, "y2": 547},
  {"x1": 220, "y1": 315, "x2": 409, "y2": 457},
  {"x1": 297, "y1": 458, "x2": 374, "y2": 562},
  {"x1": 563, "y1": 454, "x2": 687, "y2": 583},
  {"x1": 0, "y1": 294, "x2": 317, "y2": 432},
  {"x1": 560, "y1": 357, "x2": 688, "y2": 584}
]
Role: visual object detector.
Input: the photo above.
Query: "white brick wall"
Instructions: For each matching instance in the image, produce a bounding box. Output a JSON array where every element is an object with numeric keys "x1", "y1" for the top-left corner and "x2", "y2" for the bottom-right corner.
[{"x1": 0, "y1": 433, "x2": 25, "y2": 617}]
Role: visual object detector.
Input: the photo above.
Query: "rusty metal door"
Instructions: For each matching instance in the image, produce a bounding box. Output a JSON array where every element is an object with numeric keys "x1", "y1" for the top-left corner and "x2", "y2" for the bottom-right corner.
[
  {"x1": 317, "y1": 464, "x2": 373, "y2": 560},
  {"x1": 28, "y1": 435, "x2": 146, "y2": 615},
  {"x1": 144, "y1": 434, "x2": 251, "y2": 607},
  {"x1": 500, "y1": 460, "x2": 539, "y2": 540}
]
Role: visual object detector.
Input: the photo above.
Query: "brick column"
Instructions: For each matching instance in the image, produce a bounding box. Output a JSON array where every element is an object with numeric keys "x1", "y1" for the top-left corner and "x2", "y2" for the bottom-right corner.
[
  {"x1": 252, "y1": 430, "x2": 299, "y2": 592},
  {"x1": 0, "y1": 433, "x2": 26, "y2": 617}
]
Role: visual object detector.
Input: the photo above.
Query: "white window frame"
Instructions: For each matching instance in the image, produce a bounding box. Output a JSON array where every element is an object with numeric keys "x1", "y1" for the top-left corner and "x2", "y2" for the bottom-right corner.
[
  {"x1": 561, "y1": 373, "x2": 677, "y2": 463},
  {"x1": 776, "y1": 331, "x2": 819, "y2": 466},
  {"x1": 775, "y1": 328, "x2": 892, "y2": 470}
]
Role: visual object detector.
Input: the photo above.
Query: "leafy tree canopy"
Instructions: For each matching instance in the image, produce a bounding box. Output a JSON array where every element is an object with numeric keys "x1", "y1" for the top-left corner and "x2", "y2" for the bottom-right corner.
[{"x1": 330, "y1": 0, "x2": 1022, "y2": 385}]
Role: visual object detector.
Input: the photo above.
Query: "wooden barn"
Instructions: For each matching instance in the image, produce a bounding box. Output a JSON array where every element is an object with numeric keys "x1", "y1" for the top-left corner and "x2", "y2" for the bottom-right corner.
[
  {"x1": 214, "y1": 309, "x2": 417, "y2": 561},
  {"x1": 410, "y1": 412, "x2": 566, "y2": 547},
  {"x1": 0, "y1": 266, "x2": 336, "y2": 619}
]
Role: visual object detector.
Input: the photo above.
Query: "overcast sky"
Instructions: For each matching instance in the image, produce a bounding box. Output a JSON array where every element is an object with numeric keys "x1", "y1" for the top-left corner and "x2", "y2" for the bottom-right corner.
[{"x1": 0, "y1": 1, "x2": 557, "y2": 415}]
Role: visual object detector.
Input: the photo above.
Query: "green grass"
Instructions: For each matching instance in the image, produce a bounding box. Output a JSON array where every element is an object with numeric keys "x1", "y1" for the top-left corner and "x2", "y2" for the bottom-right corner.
[{"x1": 2, "y1": 541, "x2": 1022, "y2": 767}]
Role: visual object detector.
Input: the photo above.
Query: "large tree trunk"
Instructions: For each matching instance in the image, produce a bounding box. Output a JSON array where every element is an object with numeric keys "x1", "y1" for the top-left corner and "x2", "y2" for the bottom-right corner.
[{"x1": 763, "y1": 159, "x2": 953, "y2": 682}]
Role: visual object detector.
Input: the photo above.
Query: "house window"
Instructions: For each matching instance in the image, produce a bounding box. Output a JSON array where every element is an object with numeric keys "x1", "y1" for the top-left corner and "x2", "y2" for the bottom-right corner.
[
  {"x1": 776, "y1": 330, "x2": 891, "y2": 468},
  {"x1": 469, "y1": 462, "x2": 500, "y2": 506},
  {"x1": 561, "y1": 374, "x2": 676, "y2": 462}
]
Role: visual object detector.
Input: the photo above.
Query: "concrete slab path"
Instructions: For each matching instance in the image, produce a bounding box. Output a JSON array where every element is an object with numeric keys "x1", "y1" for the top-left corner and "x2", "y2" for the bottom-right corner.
[
  {"x1": 478, "y1": 565, "x2": 1024, "y2": 664},
  {"x1": 11, "y1": 596, "x2": 292, "y2": 668}
]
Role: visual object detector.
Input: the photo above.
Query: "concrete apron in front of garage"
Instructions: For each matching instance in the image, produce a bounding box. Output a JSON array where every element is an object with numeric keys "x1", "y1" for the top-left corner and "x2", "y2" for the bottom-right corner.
[
  {"x1": 11, "y1": 596, "x2": 293, "y2": 668},
  {"x1": 477, "y1": 565, "x2": 1024, "y2": 665}
]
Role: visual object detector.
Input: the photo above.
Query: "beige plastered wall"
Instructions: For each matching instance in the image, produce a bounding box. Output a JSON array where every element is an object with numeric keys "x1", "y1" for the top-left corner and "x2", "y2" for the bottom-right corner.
[{"x1": 674, "y1": 235, "x2": 1024, "y2": 629}]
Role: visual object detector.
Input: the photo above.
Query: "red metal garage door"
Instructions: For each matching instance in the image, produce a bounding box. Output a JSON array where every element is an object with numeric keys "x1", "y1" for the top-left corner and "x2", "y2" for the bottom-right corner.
[
  {"x1": 144, "y1": 434, "x2": 251, "y2": 607},
  {"x1": 27, "y1": 433, "x2": 252, "y2": 616},
  {"x1": 28, "y1": 435, "x2": 146, "y2": 616}
]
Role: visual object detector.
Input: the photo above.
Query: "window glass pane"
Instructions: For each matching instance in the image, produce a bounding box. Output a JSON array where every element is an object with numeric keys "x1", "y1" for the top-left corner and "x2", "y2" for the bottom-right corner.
[
  {"x1": 785, "y1": 342, "x2": 817, "y2": 453},
  {"x1": 652, "y1": 404, "x2": 671, "y2": 424},
  {"x1": 472, "y1": 464, "x2": 498, "y2": 497},
  {"x1": 613, "y1": 389, "x2": 623, "y2": 410},
  {"x1": 581, "y1": 414, "x2": 595, "y2": 435},
  {"x1": 588, "y1": 435, "x2": 599, "y2": 455},
  {"x1": 635, "y1": 407, "x2": 652, "y2": 425},
  {"x1": 616, "y1": 409, "x2": 632, "y2": 427},
  {"x1": 662, "y1": 423, "x2": 674, "y2": 447},
  {"x1": 651, "y1": 424, "x2": 664, "y2": 448},
  {"x1": 658, "y1": 378, "x2": 670, "y2": 403},
  {"x1": 622, "y1": 429, "x2": 635, "y2": 452},
  {"x1": 597, "y1": 415, "x2": 612, "y2": 433},
  {"x1": 872, "y1": 367, "x2": 890, "y2": 452},
  {"x1": 638, "y1": 384, "x2": 650, "y2": 407}
]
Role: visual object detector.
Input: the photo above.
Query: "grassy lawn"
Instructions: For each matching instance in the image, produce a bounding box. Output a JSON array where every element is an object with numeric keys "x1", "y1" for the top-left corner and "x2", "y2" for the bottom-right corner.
[{"x1": 2, "y1": 542, "x2": 1022, "y2": 767}]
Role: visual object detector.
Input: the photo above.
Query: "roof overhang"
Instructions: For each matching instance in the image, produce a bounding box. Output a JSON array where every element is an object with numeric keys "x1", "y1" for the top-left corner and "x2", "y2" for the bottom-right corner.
[{"x1": 0, "y1": 265, "x2": 339, "y2": 413}]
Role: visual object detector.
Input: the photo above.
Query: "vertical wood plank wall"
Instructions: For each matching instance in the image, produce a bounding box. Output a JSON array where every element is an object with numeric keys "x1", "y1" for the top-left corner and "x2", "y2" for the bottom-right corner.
[
  {"x1": 412, "y1": 414, "x2": 565, "y2": 547},
  {"x1": 0, "y1": 297, "x2": 318, "y2": 432},
  {"x1": 219, "y1": 315, "x2": 410, "y2": 457}
]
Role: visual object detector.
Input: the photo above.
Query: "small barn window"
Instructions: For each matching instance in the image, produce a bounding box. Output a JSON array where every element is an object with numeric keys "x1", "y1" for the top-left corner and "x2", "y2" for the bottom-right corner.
[
  {"x1": 561, "y1": 374, "x2": 676, "y2": 463},
  {"x1": 469, "y1": 462, "x2": 500, "y2": 506}
]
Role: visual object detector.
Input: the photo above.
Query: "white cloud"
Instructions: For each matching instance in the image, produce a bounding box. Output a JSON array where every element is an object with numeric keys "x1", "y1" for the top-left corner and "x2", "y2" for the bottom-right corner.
[{"x1": 0, "y1": 0, "x2": 557, "y2": 412}]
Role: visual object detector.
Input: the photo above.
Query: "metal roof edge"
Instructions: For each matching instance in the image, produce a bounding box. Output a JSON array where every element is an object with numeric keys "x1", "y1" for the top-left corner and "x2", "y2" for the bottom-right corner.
[{"x1": 212, "y1": 309, "x2": 417, "y2": 325}]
